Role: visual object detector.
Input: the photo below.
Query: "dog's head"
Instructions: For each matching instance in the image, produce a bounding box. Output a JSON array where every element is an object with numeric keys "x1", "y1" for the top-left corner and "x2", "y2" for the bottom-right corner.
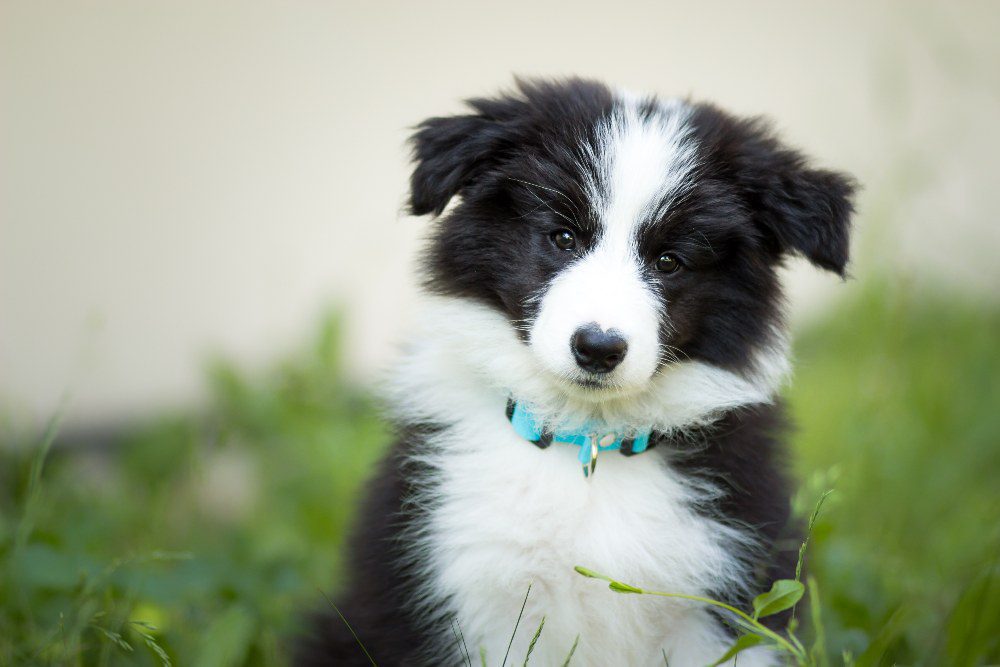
[{"x1": 408, "y1": 79, "x2": 854, "y2": 413}]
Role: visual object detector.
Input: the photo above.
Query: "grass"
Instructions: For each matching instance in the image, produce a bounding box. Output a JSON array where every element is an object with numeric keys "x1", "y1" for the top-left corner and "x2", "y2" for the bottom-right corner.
[
  {"x1": 788, "y1": 279, "x2": 1000, "y2": 665},
  {"x1": 0, "y1": 316, "x2": 388, "y2": 666},
  {"x1": 0, "y1": 278, "x2": 998, "y2": 665}
]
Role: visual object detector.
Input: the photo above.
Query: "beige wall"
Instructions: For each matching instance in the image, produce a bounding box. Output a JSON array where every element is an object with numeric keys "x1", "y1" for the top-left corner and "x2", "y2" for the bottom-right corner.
[{"x1": 2, "y1": 1, "x2": 999, "y2": 428}]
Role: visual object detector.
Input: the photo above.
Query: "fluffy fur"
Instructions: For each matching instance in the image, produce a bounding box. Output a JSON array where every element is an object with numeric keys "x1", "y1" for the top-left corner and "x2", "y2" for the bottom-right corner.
[{"x1": 295, "y1": 78, "x2": 855, "y2": 666}]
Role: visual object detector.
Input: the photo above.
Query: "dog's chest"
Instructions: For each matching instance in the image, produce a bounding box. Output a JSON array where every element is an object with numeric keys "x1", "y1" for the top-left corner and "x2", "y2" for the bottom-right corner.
[{"x1": 419, "y1": 419, "x2": 746, "y2": 666}]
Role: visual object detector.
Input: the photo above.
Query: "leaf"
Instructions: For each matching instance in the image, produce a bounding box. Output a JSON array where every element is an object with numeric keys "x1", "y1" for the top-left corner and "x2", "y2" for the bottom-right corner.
[
  {"x1": 502, "y1": 584, "x2": 532, "y2": 667},
  {"x1": 608, "y1": 581, "x2": 643, "y2": 594},
  {"x1": 945, "y1": 569, "x2": 1000, "y2": 665},
  {"x1": 573, "y1": 566, "x2": 609, "y2": 581},
  {"x1": 752, "y1": 579, "x2": 804, "y2": 619},
  {"x1": 710, "y1": 634, "x2": 764, "y2": 666},
  {"x1": 855, "y1": 607, "x2": 912, "y2": 665},
  {"x1": 576, "y1": 566, "x2": 641, "y2": 592}
]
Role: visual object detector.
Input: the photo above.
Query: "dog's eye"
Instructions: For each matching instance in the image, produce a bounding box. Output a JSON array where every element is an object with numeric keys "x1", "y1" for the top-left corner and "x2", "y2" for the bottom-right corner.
[
  {"x1": 655, "y1": 253, "x2": 682, "y2": 273},
  {"x1": 550, "y1": 229, "x2": 577, "y2": 251}
]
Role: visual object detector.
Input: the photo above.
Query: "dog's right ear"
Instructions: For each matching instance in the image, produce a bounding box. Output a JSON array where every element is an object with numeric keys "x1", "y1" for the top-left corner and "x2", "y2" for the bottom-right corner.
[{"x1": 408, "y1": 111, "x2": 512, "y2": 217}]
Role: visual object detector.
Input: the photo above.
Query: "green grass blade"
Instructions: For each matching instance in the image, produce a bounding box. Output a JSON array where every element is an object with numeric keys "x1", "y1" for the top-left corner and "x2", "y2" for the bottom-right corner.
[
  {"x1": 807, "y1": 576, "x2": 828, "y2": 667},
  {"x1": 560, "y1": 635, "x2": 579, "y2": 667},
  {"x1": 130, "y1": 625, "x2": 171, "y2": 667},
  {"x1": 502, "y1": 584, "x2": 531, "y2": 667},
  {"x1": 93, "y1": 626, "x2": 133, "y2": 653},
  {"x1": 320, "y1": 591, "x2": 377, "y2": 666},
  {"x1": 522, "y1": 616, "x2": 545, "y2": 666},
  {"x1": 796, "y1": 490, "x2": 832, "y2": 582},
  {"x1": 13, "y1": 393, "x2": 70, "y2": 551},
  {"x1": 709, "y1": 634, "x2": 763, "y2": 666},
  {"x1": 452, "y1": 618, "x2": 472, "y2": 667}
]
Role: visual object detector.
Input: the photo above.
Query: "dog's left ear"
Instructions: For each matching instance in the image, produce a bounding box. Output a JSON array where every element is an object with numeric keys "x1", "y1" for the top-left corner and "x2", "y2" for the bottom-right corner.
[{"x1": 725, "y1": 115, "x2": 857, "y2": 276}]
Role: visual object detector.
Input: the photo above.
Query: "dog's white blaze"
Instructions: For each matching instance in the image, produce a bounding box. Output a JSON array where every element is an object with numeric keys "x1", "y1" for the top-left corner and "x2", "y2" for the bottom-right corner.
[
  {"x1": 530, "y1": 249, "x2": 661, "y2": 390},
  {"x1": 530, "y1": 97, "x2": 699, "y2": 390},
  {"x1": 589, "y1": 96, "x2": 698, "y2": 239}
]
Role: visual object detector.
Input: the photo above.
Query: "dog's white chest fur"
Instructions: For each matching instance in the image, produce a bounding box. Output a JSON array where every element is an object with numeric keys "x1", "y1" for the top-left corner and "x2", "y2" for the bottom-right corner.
[
  {"x1": 414, "y1": 404, "x2": 773, "y2": 667},
  {"x1": 388, "y1": 297, "x2": 785, "y2": 665}
]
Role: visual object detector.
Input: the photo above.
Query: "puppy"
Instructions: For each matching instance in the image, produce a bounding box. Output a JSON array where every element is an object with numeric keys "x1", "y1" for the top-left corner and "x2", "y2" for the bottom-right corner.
[{"x1": 296, "y1": 78, "x2": 855, "y2": 666}]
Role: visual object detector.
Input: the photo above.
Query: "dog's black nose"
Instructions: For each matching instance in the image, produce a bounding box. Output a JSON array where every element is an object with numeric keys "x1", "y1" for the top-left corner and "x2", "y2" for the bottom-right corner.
[{"x1": 571, "y1": 324, "x2": 628, "y2": 374}]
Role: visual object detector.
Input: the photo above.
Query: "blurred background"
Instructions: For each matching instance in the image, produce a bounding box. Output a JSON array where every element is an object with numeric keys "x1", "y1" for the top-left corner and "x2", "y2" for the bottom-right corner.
[{"x1": 1, "y1": 1, "x2": 998, "y2": 665}]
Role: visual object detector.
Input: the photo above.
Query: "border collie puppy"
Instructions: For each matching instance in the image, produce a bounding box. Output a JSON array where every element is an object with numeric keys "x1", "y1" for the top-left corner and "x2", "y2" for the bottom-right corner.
[{"x1": 297, "y1": 78, "x2": 854, "y2": 666}]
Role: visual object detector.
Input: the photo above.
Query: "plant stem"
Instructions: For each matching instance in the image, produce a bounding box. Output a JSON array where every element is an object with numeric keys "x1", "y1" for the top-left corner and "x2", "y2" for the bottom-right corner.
[
  {"x1": 574, "y1": 567, "x2": 802, "y2": 660},
  {"x1": 633, "y1": 589, "x2": 803, "y2": 658}
]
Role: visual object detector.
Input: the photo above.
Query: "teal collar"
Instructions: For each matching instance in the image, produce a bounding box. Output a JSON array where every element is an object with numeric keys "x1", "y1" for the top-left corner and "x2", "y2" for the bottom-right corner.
[{"x1": 506, "y1": 399, "x2": 653, "y2": 478}]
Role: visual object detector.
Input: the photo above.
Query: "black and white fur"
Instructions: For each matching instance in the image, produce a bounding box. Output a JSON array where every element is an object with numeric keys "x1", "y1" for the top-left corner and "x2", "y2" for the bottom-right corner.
[{"x1": 296, "y1": 79, "x2": 854, "y2": 666}]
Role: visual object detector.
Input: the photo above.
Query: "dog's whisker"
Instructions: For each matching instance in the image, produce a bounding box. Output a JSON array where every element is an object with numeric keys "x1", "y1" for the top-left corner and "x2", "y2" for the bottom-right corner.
[
  {"x1": 506, "y1": 177, "x2": 582, "y2": 216},
  {"x1": 662, "y1": 343, "x2": 689, "y2": 362},
  {"x1": 506, "y1": 177, "x2": 583, "y2": 226},
  {"x1": 511, "y1": 199, "x2": 554, "y2": 221},
  {"x1": 525, "y1": 188, "x2": 578, "y2": 228}
]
